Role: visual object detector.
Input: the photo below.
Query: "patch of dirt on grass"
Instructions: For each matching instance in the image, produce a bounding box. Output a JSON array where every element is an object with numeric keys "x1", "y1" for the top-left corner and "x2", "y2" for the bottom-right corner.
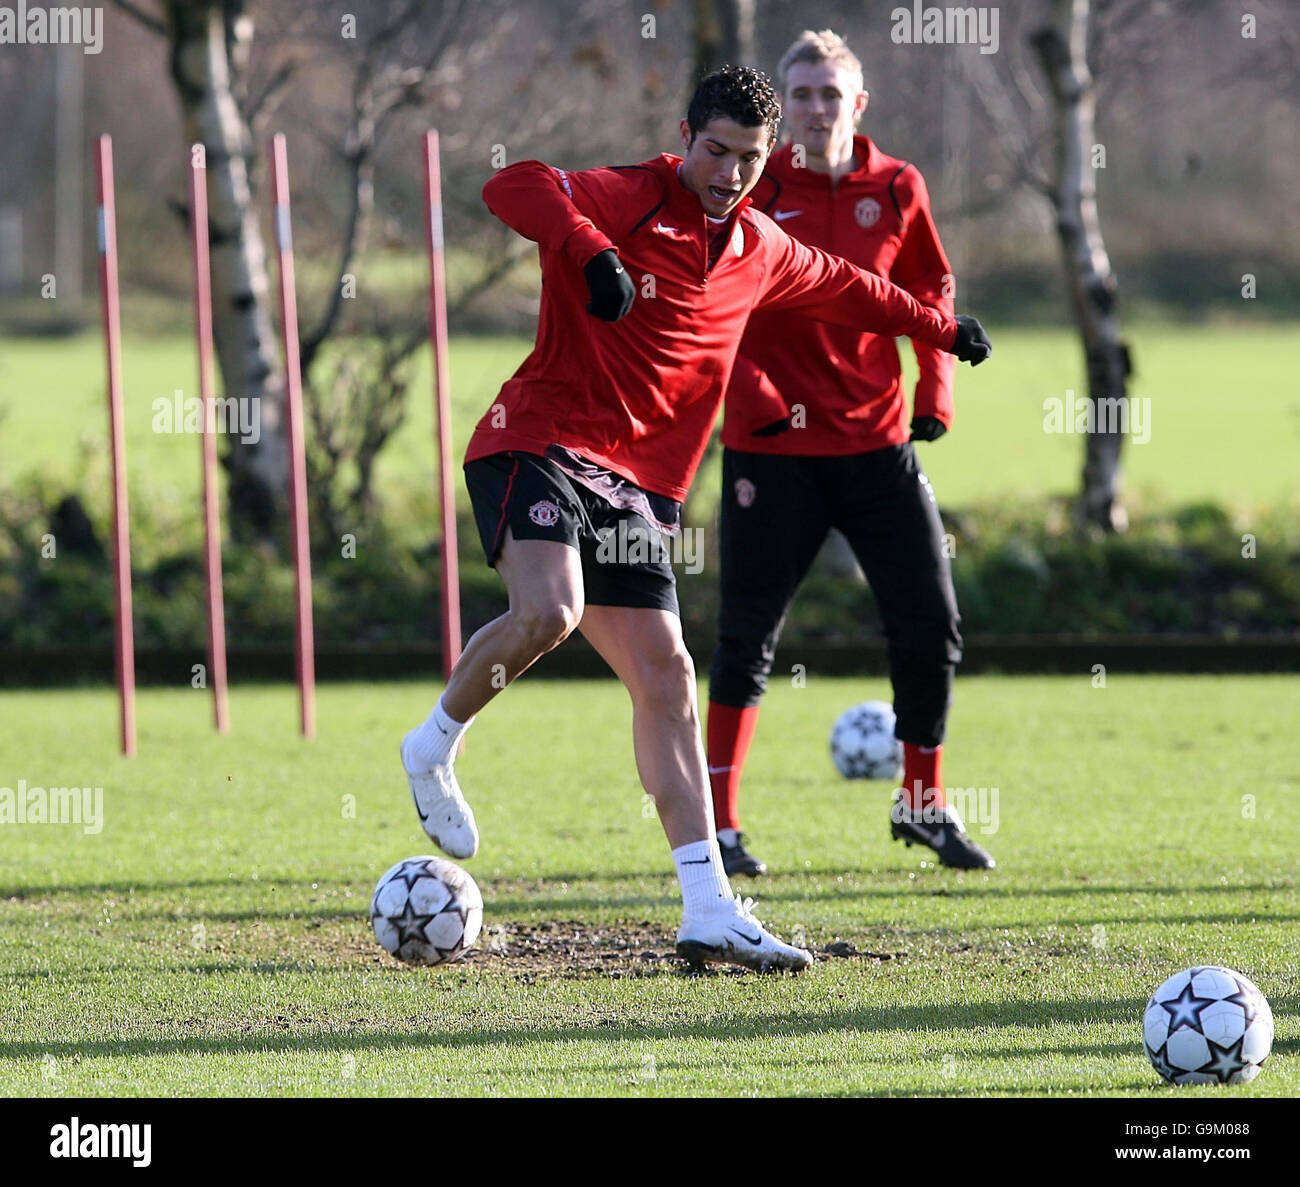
[
  {"x1": 464, "y1": 919, "x2": 678, "y2": 979},
  {"x1": 453, "y1": 920, "x2": 902, "y2": 980}
]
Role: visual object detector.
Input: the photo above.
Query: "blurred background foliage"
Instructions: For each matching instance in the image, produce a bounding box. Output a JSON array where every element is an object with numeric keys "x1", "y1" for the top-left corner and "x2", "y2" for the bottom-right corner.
[{"x1": 1, "y1": 0, "x2": 1297, "y2": 661}]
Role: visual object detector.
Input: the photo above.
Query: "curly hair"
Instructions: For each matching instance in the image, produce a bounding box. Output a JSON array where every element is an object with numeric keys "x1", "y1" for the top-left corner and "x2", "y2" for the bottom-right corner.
[{"x1": 686, "y1": 65, "x2": 781, "y2": 145}]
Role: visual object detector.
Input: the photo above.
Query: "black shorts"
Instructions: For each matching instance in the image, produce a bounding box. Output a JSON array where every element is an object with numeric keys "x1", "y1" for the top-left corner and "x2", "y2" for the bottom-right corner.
[{"x1": 464, "y1": 451, "x2": 679, "y2": 614}]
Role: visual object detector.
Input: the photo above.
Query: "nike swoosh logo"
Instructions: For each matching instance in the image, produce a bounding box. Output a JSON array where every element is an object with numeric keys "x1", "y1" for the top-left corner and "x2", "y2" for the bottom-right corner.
[
  {"x1": 654, "y1": 223, "x2": 678, "y2": 234},
  {"x1": 728, "y1": 926, "x2": 763, "y2": 945},
  {"x1": 774, "y1": 209, "x2": 803, "y2": 221},
  {"x1": 435, "y1": 724, "x2": 448, "y2": 735},
  {"x1": 681, "y1": 857, "x2": 711, "y2": 865}
]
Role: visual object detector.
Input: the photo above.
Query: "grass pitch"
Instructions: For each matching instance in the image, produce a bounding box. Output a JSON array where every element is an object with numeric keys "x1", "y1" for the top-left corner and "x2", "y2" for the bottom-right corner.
[{"x1": 1, "y1": 674, "x2": 1296, "y2": 1097}]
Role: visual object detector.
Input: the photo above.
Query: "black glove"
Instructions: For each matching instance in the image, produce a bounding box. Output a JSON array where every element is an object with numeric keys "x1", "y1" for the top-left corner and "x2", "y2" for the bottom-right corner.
[
  {"x1": 583, "y1": 249, "x2": 635, "y2": 322},
  {"x1": 910, "y1": 415, "x2": 947, "y2": 442},
  {"x1": 949, "y1": 314, "x2": 992, "y2": 365}
]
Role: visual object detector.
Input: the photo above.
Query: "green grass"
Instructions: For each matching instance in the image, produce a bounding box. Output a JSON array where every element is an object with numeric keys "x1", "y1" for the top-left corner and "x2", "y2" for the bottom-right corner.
[
  {"x1": 1, "y1": 674, "x2": 1296, "y2": 1096},
  {"x1": 2, "y1": 324, "x2": 1297, "y2": 533}
]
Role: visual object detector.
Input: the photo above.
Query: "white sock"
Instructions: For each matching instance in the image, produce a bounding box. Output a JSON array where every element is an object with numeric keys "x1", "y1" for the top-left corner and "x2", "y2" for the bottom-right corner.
[
  {"x1": 673, "y1": 838, "x2": 735, "y2": 921},
  {"x1": 402, "y1": 695, "x2": 473, "y2": 772},
  {"x1": 716, "y1": 827, "x2": 739, "y2": 847}
]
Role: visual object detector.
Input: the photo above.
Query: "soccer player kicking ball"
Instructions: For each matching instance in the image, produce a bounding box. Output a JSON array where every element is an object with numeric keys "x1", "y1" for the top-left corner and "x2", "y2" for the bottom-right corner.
[
  {"x1": 706, "y1": 32, "x2": 996, "y2": 877},
  {"x1": 400, "y1": 66, "x2": 992, "y2": 973}
]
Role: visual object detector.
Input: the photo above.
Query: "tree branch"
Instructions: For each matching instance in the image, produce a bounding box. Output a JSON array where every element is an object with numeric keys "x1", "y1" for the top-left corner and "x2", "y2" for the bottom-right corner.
[
  {"x1": 956, "y1": 49, "x2": 1053, "y2": 199},
  {"x1": 243, "y1": 59, "x2": 298, "y2": 127},
  {"x1": 300, "y1": 147, "x2": 370, "y2": 373},
  {"x1": 447, "y1": 237, "x2": 534, "y2": 321},
  {"x1": 301, "y1": 0, "x2": 471, "y2": 369}
]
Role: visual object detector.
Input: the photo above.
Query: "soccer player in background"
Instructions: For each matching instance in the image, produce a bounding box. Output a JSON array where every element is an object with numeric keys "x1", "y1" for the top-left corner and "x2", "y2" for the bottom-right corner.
[
  {"x1": 399, "y1": 66, "x2": 992, "y2": 972},
  {"x1": 706, "y1": 32, "x2": 997, "y2": 875}
]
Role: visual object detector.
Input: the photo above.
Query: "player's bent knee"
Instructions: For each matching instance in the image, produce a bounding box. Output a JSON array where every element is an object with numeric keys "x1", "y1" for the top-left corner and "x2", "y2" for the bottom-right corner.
[{"x1": 511, "y1": 602, "x2": 581, "y2": 653}]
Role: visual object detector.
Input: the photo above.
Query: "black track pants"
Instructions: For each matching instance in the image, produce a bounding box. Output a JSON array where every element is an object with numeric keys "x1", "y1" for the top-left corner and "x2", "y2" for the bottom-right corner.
[{"x1": 707, "y1": 444, "x2": 963, "y2": 748}]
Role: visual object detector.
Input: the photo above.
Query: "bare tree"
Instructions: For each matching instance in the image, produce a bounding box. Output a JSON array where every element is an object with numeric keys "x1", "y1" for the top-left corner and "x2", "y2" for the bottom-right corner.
[
  {"x1": 1032, "y1": 0, "x2": 1132, "y2": 532},
  {"x1": 113, "y1": 0, "x2": 289, "y2": 541},
  {"x1": 957, "y1": 0, "x2": 1133, "y2": 532},
  {"x1": 297, "y1": 0, "x2": 469, "y2": 371},
  {"x1": 110, "y1": 0, "x2": 493, "y2": 541},
  {"x1": 693, "y1": 0, "x2": 756, "y2": 79},
  {"x1": 302, "y1": 307, "x2": 423, "y2": 545}
]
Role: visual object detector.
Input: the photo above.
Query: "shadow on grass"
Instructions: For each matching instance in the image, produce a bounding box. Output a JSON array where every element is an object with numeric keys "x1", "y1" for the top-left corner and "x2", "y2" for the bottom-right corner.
[
  {"x1": 508, "y1": 875, "x2": 1297, "y2": 900},
  {"x1": 5, "y1": 874, "x2": 1295, "y2": 931},
  {"x1": 0, "y1": 878, "x2": 328, "y2": 899},
  {"x1": 4, "y1": 875, "x2": 1292, "y2": 904},
  {"x1": 483, "y1": 893, "x2": 1300, "y2": 925},
  {"x1": 575, "y1": 1057, "x2": 1166, "y2": 1096},
  {"x1": 0, "y1": 994, "x2": 1150, "y2": 1066},
  {"x1": 477, "y1": 866, "x2": 1300, "y2": 929}
]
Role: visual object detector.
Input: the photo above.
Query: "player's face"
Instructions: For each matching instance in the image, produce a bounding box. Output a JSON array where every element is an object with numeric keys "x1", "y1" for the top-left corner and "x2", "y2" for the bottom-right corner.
[
  {"x1": 678, "y1": 117, "x2": 771, "y2": 218},
  {"x1": 783, "y1": 61, "x2": 867, "y2": 160}
]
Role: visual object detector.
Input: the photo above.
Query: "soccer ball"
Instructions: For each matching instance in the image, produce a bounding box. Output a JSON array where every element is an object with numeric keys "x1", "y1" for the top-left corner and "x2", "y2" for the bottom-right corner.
[
  {"x1": 1142, "y1": 965, "x2": 1273, "y2": 1085},
  {"x1": 370, "y1": 856, "x2": 484, "y2": 966},
  {"x1": 829, "y1": 700, "x2": 902, "y2": 781}
]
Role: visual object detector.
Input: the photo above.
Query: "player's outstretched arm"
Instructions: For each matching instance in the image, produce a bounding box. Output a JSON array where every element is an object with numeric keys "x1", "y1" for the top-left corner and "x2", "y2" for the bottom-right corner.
[
  {"x1": 483, "y1": 161, "x2": 638, "y2": 322},
  {"x1": 482, "y1": 160, "x2": 613, "y2": 263},
  {"x1": 753, "y1": 225, "x2": 992, "y2": 364}
]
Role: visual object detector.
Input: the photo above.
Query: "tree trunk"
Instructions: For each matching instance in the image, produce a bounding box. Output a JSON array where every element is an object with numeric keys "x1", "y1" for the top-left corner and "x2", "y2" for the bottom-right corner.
[
  {"x1": 692, "y1": 0, "x2": 756, "y2": 80},
  {"x1": 1031, "y1": 0, "x2": 1132, "y2": 533},
  {"x1": 166, "y1": 0, "x2": 286, "y2": 541}
]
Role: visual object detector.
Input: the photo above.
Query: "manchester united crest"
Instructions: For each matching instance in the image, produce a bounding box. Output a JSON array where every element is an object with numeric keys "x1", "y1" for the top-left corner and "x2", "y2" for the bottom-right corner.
[
  {"x1": 528, "y1": 500, "x2": 561, "y2": 527},
  {"x1": 854, "y1": 196, "x2": 882, "y2": 228}
]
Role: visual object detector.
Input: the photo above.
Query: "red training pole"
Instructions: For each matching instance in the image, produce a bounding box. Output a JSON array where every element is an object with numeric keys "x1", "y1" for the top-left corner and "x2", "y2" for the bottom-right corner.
[
  {"x1": 269, "y1": 133, "x2": 316, "y2": 738},
  {"x1": 423, "y1": 130, "x2": 462, "y2": 678},
  {"x1": 95, "y1": 135, "x2": 137, "y2": 758},
  {"x1": 189, "y1": 145, "x2": 230, "y2": 733}
]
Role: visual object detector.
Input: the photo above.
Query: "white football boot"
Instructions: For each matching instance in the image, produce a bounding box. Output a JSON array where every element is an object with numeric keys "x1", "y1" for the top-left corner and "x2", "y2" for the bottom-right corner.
[
  {"x1": 676, "y1": 894, "x2": 813, "y2": 973},
  {"x1": 401, "y1": 734, "x2": 479, "y2": 860}
]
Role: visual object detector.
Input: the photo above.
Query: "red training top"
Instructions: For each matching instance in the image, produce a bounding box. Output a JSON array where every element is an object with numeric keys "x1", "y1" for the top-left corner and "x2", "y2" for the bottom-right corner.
[
  {"x1": 723, "y1": 136, "x2": 956, "y2": 455},
  {"x1": 470, "y1": 153, "x2": 958, "y2": 503}
]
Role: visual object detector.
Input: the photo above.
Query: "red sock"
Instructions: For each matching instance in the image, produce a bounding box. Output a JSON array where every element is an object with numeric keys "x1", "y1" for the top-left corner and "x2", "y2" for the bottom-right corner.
[
  {"x1": 706, "y1": 701, "x2": 760, "y2": 833},
  {"x1": 902, "y1": 742, "x2": 946, "y2": 814}
]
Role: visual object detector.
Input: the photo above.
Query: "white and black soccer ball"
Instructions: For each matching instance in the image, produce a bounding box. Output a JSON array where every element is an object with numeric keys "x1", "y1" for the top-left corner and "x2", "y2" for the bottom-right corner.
[
  {"x1": 370, "y1": 856, "x2": 484, "y2": 966},
  {"x1": 1142, "y1": 965, "x2": 1273, "y2": 1085},
  {"x1": 829, "y1": 700, "x2": 902, "y2": 780}
]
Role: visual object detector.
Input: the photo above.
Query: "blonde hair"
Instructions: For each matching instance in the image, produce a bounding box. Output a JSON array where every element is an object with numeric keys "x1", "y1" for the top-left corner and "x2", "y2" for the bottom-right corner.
[{"x1": 777, "y1": 29, "x2": 864, "y2": 96}]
